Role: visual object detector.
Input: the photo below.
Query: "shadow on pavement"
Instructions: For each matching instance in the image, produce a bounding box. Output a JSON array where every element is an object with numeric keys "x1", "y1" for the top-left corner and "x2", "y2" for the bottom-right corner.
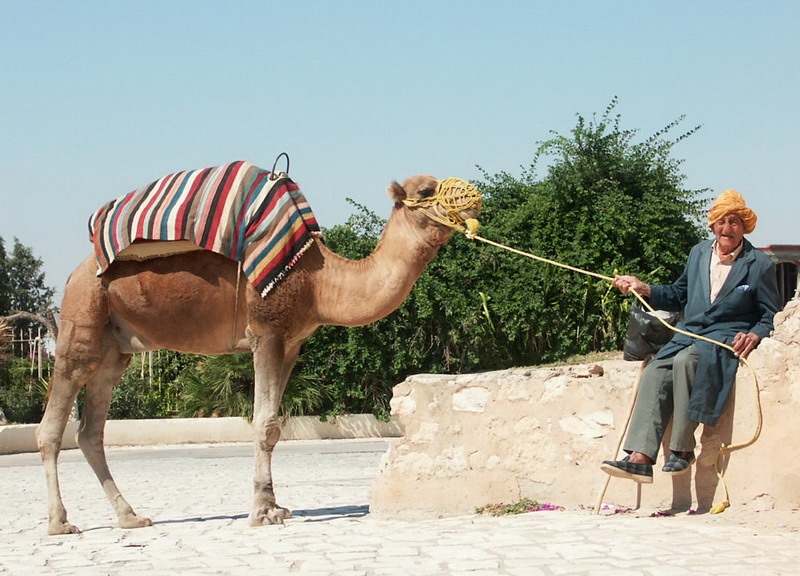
[
  {"x1": 151, "y1": 513, "x2": 249, "y2": 526},
  {"x1": 138, "y1": 504, "x2": 370, "y2": 528},
  {"x1": 293, "y1": 504, "x2": 369, "y2": 521}
]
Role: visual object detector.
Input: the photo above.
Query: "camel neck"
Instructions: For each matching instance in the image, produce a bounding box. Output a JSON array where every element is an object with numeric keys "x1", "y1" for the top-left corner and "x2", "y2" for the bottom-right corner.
[{"x1": 314, "y1": 208, "x2": 439, "y2": 327}]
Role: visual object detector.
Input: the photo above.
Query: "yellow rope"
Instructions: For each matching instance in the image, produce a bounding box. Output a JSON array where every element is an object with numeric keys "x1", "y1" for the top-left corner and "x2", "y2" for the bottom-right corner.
[{"x1": 460, "y1": 223, "x2": 759, "y2": 514}]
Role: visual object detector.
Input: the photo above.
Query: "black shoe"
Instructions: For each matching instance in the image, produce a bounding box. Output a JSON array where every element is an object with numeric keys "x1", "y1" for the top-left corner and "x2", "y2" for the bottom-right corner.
[
  {"x1": 662, "y1": 451, "x2": 695, "y2": 475},
  {"x1": 600, "y1": 455, "x2": 653, "y2": 484}
]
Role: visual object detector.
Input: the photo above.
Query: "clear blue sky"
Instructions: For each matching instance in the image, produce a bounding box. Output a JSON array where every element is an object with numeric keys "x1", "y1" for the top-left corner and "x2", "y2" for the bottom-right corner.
[{"x1": 2, "y1": 1, "x2": 798, "y2": 303}]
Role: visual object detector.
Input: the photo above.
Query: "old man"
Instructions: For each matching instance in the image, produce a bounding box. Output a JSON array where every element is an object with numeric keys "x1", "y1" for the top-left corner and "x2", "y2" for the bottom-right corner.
[{"x1": 601, "y1": 189, "x2": 781, "y2": 482}]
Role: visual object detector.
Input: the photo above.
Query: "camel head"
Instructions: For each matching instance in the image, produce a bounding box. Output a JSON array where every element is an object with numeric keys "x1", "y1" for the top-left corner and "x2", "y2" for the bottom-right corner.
[{"x1": 388, "y1": 175, "x2": 481, "y2": 247}]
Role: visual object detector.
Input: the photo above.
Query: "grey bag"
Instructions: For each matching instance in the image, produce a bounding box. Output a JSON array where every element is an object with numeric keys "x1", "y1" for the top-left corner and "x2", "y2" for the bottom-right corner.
[{"x1": 623, "y1": 302, "x2": 681, "y2": 361}]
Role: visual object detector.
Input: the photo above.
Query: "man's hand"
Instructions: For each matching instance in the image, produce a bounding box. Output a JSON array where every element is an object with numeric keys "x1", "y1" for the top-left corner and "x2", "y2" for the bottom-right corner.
[
  {"x1": 731, "y1": 331, "x2": 761, "y2": 358},
  {"x1": 612, "y1": 275, "x2": 651, "y2": 297}
]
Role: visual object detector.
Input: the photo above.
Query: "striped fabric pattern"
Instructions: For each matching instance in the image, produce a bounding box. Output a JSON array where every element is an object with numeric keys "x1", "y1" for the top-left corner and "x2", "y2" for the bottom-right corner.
[{"x1": 88, "y1": 161, "x2": 320, "y2": 296}]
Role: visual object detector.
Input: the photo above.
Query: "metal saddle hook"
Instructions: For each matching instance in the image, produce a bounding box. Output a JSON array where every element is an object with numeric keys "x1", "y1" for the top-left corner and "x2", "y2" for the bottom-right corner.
[{"x1": 270, "y1": 152, "x2": 290, "y2": 180}]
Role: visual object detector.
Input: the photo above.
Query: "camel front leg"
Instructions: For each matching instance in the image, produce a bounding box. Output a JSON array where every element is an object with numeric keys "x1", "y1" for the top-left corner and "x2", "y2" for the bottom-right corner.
[{"x1": 247, "y1": 326, "x2": 299, "y2": 526}]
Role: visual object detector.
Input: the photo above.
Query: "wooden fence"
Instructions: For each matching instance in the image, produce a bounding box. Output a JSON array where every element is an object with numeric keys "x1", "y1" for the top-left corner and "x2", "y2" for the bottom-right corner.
[
  {"x1": 7, "y1": 326, "x2": 52, "y2": 381},
  {"x1": 3, "y1": 328, "x2": 157, "y2": 386}
]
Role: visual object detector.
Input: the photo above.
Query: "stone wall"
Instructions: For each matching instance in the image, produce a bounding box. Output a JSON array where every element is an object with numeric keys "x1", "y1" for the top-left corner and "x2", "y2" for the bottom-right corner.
[
  {"x1": 0, "y1": 414, "x2": 402, "y2": 455},
  {"x1": 370, "y1": 299, "x2": 800, "y2": 517}
]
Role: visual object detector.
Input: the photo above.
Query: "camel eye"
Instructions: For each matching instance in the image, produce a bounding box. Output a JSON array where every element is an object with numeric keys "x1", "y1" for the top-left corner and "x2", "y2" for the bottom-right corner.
[{"x1": 418, "y1": 186, "x2": 435, "y2": 198}]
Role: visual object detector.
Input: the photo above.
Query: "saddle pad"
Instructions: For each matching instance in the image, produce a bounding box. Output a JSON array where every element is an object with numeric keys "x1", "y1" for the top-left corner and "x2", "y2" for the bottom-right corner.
[{"x1": 88, "y1": 161, "x2": 320, "y2": 296}]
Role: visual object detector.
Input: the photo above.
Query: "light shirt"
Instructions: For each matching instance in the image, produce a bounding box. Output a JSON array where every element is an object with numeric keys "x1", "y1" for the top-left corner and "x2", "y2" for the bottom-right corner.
[{"x1": 709, "y1": 240, "x2": 743, "y2": 302}]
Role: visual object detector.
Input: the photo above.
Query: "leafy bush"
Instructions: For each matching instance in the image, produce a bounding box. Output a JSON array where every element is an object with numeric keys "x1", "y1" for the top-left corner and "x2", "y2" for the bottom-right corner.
[
  {"x1": 177, "y1": 353, "x2": 332, "y2": 419},
  {"x1": 105, "y1": 351, "x2": 196, "y2": 419},
  {"x1": 0, "y1": 357, "x2": 49, "y2": 423},
  {"x1": 467, "y1": 100, "x2": 705, "y2": 365}
]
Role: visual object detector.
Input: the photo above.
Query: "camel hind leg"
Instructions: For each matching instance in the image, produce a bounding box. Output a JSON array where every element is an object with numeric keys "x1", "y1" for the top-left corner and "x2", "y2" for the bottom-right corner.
[
  {"x1": 38, "y1": 256, "x2": 108, "y2": 534},
  {"x1": 35, "y1": 256, "x2": 144, "y2": 535},
  {"x1": 76, "y1": 330, "x2": 152, "y2": 529},
  {"x1": 36, "y1": 315, "x2": 105, "y2": 535}
]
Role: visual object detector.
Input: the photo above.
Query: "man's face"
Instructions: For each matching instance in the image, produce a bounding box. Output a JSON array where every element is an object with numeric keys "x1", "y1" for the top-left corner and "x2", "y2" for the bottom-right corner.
[{"x1": 712, "y1": 213, "x2": 745, "y2": 254}]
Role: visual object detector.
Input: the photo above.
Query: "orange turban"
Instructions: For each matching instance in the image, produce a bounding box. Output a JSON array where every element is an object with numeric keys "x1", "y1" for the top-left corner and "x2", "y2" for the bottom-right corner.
[{"x1": 707, "y1": 189, "x2": 757, "y2": 234}]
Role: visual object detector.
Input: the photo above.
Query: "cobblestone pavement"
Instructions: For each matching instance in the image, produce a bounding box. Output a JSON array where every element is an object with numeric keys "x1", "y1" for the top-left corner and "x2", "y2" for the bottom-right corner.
[{"x1": 1, "y1": 439, "x2": 798, "y2": 575}]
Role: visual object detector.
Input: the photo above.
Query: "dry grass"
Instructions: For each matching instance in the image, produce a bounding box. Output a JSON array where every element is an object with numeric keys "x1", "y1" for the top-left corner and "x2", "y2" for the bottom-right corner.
[{"x1": 544, "y1": 350, "x2": 624, "y2": 367}]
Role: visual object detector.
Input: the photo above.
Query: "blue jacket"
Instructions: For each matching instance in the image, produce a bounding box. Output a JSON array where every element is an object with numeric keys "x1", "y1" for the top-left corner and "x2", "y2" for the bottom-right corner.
[{"x1": 648, "y1": 238, "x2": 781, "y2": 426}]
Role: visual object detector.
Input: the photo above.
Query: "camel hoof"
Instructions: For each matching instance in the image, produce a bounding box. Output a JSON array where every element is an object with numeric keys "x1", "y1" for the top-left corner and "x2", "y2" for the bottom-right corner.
[
  {"x1": 249, "y1": 506, "x2": 292, "y2": 526},
  {"x1": 48, "y1": 521, "x2": 81, "y2": 536},
  {"x1": 119, "y1": 514, "x2": 153, "y2": 529}
]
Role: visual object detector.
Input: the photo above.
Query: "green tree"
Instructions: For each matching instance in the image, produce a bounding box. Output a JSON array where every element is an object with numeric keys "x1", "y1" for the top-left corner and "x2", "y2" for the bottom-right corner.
[
  {"x1": 0, "y1": 237, "x2": 57, "y2": 422},
  {"x1": 472, "y1": 98, "x2": 706, "y2": 363},
  {"x1": 0, "y1": 237, "x2": 56, "y2": 342},
  {"x1": 0, "y1": 238, "x2": 10, "y2": 316},
  {"x1": 6, "y1": 238, "x2": 55, "y2": 319}
]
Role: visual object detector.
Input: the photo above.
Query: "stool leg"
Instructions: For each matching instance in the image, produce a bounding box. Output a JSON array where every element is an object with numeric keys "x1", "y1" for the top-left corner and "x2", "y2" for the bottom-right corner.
[{"x1": 593, "y1": 357, "x2": 651, "y2": 514}]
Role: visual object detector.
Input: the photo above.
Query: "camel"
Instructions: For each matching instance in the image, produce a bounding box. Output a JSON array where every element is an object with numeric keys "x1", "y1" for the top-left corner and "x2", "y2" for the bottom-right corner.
[{"x1": 36, "y1": 172, "x2": 480, "y2": 535}]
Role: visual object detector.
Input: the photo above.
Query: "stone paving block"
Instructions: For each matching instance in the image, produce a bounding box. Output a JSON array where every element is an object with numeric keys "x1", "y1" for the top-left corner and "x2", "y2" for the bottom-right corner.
[
  {"x1": 375, "y1": 545, "x2": 421, "y2": 557},
  {"x1": 504, "y1": 566, "x2": 549, "y2": 576},
  {"x1": 643, "y1": 566, "x2": 698, "y2": 576},
  {"x1": 426, "y1": 544, "x2": 496, "y2": 561},
  {"x1": 326, "y1": 549, "x2": 380, "y2": 562},
  {"x1": 370, "y1": 561, "x2": 443, "y2": 575},
  {"x1": 584, "y1": 570, "x2": 646, "y2": 576},
  {"x1": 446, "y1": 558, "x2": 502, "y2": 572}
]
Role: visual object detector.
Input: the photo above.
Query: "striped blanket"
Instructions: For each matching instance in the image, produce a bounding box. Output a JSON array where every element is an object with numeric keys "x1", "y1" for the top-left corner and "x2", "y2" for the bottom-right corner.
[{"x1": 89, "y1": 161, "x2": 320, "y2": 296}]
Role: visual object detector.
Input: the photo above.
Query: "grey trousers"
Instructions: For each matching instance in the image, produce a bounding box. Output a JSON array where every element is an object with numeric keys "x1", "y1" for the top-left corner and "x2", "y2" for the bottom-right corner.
[{"x1": 623, "y1": 344, "x2": 700, "y2": 462}]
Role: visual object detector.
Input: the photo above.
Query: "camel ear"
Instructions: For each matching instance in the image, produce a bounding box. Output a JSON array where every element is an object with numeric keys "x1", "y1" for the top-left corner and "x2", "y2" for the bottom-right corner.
[{"x1": 387, "y1": 181, "x2": 406, "y2": 203}]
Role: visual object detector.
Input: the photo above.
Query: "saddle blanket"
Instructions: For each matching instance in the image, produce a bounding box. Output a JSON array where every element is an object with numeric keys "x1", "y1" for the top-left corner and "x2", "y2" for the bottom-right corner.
[{"x1": 88, "y1": 161, "x2": 320, "y2": 296}]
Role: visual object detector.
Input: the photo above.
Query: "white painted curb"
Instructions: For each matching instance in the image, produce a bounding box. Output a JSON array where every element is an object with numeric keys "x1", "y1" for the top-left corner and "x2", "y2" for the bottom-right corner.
[{"x1": 0, "y1": 415, "x2": 402, "y2": 455}]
